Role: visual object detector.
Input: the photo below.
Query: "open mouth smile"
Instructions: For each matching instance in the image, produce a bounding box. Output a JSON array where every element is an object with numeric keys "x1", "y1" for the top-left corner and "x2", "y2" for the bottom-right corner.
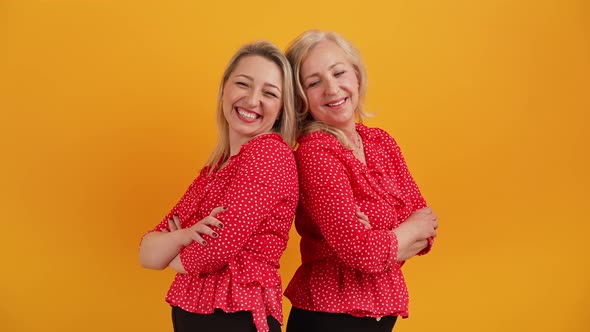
[
  {"x1": 325, "y1": 97, "x2": 347, "y2": 108},
  {"x1": 236, "y1": 107, "x2": 261, "y2": 121}
]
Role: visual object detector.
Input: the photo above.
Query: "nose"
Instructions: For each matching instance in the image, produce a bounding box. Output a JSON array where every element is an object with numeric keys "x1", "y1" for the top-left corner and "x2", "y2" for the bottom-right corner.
[
  {"x1": 324, "y1": 77, "x2": 339, "y2": 96},
  {"x1": 244, "y1": 89, "x2": 261, "y2": 108}
]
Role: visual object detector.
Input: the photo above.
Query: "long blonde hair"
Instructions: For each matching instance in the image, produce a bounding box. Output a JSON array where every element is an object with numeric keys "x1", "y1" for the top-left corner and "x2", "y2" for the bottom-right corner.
[
  {"x1": 285, "y1": 30, "x2": 369, "y2": 148},
  {"x1": 205, "y1": 41, "x2": 296, "y2": 171}
]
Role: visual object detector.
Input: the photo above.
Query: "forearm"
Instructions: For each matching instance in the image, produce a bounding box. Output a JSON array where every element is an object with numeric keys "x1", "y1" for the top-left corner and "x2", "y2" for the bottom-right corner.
[
  {"x1": 391, "y1": 208, "x2": 437, "y2": 261},
  {"x1": 326, "y1": 229, "x2": 398, "y2": 273},
  {"x1": 392, "y1": 222, "x2": 430, "y2": 262},
  {"x1": 168, "y1": 255, "x2": 187, "y2": 274},
  {"x1": 396, "y1": 238, "x2": 428, "y2": 261},
  {"x1": 139, "y1": 231, "x2": 186, "y2": 270}
]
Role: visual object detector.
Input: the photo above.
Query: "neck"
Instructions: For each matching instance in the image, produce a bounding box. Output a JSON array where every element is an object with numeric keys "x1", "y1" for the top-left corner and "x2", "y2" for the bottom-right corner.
[
  {"x1": 228, "y1": 132, "x2": 247, "y2": 157},
  {"x1": 338, "y1": 123, "x2": 358, "y2": 145}
]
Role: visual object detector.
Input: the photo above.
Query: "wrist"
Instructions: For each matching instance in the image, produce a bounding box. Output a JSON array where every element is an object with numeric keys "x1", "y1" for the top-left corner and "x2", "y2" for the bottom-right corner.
[{"x1": 171, "y1": 228, "x2": 191, "y2": 247}]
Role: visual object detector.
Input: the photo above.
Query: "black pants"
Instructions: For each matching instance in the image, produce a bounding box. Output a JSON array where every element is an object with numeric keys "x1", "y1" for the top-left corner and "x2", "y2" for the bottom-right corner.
[
  {"x1": 286, "y1": 307, "x2": 397, "y2": 332},
  {"x1": 171, "y1": 306, "x2": 281, "y2": 332}
]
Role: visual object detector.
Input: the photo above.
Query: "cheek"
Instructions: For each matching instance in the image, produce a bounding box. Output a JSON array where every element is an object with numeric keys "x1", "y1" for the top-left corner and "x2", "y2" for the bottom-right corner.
[
  {"x1": 222, "y1": 86, "x2": 242, "y2": 103},
  {"x1": 352, "y1": 77, "x2": 360, "y2": 93},
  {"x1": 306, "y1": 90, "x2": 322, "y2": 108},
  {"x1": 307, "y1": 104, "x2": 322, "y2": 120},
  {"x1": 222, "y1": 98, "x2": 232, "y2": 117},
  {"x1": 271, "y1": 102, "x2": 283, "y2": 118},
  {"x1": 262, "y1": 100, "x2": 282, "y2": 118},
  {"x1": 221, "y1": 91, "x2": 231, "y2": 109}
]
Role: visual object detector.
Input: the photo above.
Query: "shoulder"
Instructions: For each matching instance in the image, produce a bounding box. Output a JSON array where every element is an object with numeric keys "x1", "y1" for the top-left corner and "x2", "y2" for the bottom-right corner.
[
  {"x1": 237, "y1": 133, "x2": 296, "y2": 170},
  {"x1": 246, "y1": 132, "x2": 292, "y2": 151},
  {"x1": 357, "y1": 124, "x2": 402, "y2": 156},
  {"x1": 296, "y1": 130, "x2": 343, "y2": 158},
  {"x1": 235, "y1": 134, "x2": 298, "y2": 188},
  {"x1": 242, "y1": 133, "x2": 294, "y2": 158},
  {"x1": 295, "y1": 131, "x2": 350, "y2": 177},
  {"x1": 357, "y1": 123, "x2": 397, "y2": 146}
]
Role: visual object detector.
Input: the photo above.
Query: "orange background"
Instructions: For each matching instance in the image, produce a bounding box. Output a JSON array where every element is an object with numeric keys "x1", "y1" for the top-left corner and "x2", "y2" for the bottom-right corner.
[{"x1": 1, "y1": 1, "x2": 588, "y2": 331}]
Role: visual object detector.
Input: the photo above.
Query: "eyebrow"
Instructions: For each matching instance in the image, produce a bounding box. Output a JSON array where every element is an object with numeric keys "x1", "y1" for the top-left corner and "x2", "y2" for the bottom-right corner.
[
  {"x1": 303, "y1": 62, "x2": 345, "y2": 82},
  {"x1": 235, "y1": 74, "x2": 281, "y2": 92}
]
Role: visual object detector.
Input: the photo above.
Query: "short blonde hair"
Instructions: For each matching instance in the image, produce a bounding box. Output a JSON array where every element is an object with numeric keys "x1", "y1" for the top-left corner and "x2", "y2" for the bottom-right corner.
[
  {"x1": 285, "y1": 30, "x2": 368, "y2": 147},
  {"x1": 205, "y1": 41, "x2": 296, "y2": 171}
]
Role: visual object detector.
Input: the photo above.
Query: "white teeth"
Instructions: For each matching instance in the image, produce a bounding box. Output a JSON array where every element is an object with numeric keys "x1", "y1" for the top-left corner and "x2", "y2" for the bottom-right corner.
[
  {"x1": 237, "y1": 109, "x2": 258, "y2": 119},
  {"x1": 328, "y1": 99, "x2": 345, "y2": 107}
]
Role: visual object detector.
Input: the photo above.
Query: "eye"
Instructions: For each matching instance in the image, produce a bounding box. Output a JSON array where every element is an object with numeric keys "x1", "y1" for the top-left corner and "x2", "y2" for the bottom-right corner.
[
  {"x1": 334, "y1": 71, "x2": 345, "y2": 77},
  {"x1": 264, "y1": 91, "x2": 279, "y2": 98},
  {"x1": 235, "y1": 81, "x2": 248, "y2": 87},
  {"x1": 307, "y1": 80, "x2": 319, "y2": 89}
]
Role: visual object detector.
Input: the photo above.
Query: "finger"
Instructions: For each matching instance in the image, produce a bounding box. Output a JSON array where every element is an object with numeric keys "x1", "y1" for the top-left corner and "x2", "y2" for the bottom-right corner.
[
  {"x1": 173, "y1": 214, "x2": 182, "y2": 230},
  {"x1": 210, "y1": 205, "x2": 228, "y2": 217},
  {"x1": 161, "y1": 229, "x2": 169, "y2": 233},
  {"x1": 191, "y1": 232, "x2": 208, "y2": 246},
  {"x1": 355, "y1": 207, "x2": 369, "y2": 221},
  {"x1": 419, "y1": 207, "x2": 433, "y2": 214},
  {"x1": 204, "y1": 216, "x2": 224, "y2": 229},
  {"x1": 429, "y1": 226, "x2": 438, "y2": 237},
  {"x1": 168, "y1": 218, "x2": 177, "y2": 232},
  {"x1": 416, "y1": 239, "x2": 428, "y2": 247},
  {"x1": 358, "y1": 218, "x2": 372, "y2": 229},
  {"x1": 193, "y1": 222, "x2": 220, "y2": 238},
  {"x1": 356, "y1": 210, "x2": 368, "y2": 221}
]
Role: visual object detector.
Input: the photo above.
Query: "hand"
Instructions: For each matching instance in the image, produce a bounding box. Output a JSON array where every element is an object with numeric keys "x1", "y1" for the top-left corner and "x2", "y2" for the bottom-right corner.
[
  {"x1": 394, "y1": 207, "x2": 438, "y2": 241},
  {"x1": 159, "y1": 213, "x2": 182, "y2": 233},
  {"x1": 164, "y1": 213, "x2": 182, "y2": 232},
  {"x1": 178, "y1": 206, "x2": 226, "y2": 246},
  {"x1": 355, "y1": 207, "x2": 372, "y2": 229},
  {"x1": 392, "y1": 207, "x2": 438, "y2": 261}
]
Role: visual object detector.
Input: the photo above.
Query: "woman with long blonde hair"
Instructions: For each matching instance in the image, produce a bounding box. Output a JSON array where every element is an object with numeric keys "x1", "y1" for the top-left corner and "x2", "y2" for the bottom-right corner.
[
  {"x1": 284, "y1": 30, "x2": 439, "y2": 332},
  {"x1": 139, "y1": 40, "x2": 298, "y2": 332}
]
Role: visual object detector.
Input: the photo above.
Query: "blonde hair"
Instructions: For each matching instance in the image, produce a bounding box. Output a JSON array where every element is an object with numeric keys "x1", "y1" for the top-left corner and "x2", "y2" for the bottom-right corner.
[
  {"x1": 285, "y1": 30, "x2": 369, "y2": 148},
  {"x1": 205, "y1": 41, "x2": 296, "y2": 171}
]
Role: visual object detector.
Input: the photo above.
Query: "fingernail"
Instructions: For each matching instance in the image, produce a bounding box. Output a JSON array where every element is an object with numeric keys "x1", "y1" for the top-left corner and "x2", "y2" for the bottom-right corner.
[
  {"x1": 218, "y1": 223, "x2": 224, "y2": 229},
  {"x1": 202, "y1": 241, "x2": 208, "y2": 246},
  {"x1": 222, "y1": 206, "x2": 228, "y2": 211},
  {"x1": 173, "y1": 213, "x2": 179, "y2": 217},
  {"x1": 212, "y1": 232, "x2": 218, "y2": 238}
]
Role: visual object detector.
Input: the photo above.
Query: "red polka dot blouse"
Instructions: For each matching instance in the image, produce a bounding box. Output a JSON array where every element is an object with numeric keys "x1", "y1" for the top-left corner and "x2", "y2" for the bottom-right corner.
[
  {"x1": 147, "y1": 133, "x2": 298, "y2": 332},
  {"x1": 285, "y1": 124, "x2": 433, "y2": 319}
]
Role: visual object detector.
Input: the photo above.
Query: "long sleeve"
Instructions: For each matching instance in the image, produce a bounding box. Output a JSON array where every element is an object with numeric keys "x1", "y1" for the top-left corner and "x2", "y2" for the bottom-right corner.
[
  {"x1": 297, "y1": 143, "x2": 398, "y2": 274},
  {"x1": 145, "y1": 169, "x2": 210, "y2": 234},
  {"x1": 285, "y1": 126, "x2": 430, "y2": 318},
  {"x1": 379, "y1": 130, "x2": 433, "y2": 255},
  {"x1": 179, "y1": 139, "x2": 298, "y2": 275}
]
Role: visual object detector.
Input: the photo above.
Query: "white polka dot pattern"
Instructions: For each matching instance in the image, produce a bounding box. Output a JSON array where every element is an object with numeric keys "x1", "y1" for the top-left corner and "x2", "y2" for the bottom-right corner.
[
  {"x1": 147, "y1": 133, "x2": 298, "y2": 332},
  {"x1": 285, "y1": 124, "x2": 433, "y2": 319}
]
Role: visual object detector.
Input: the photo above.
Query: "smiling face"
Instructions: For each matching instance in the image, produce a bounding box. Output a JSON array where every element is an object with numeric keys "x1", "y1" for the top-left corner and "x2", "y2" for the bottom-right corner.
[
  {"x1": 300, "y1": 39, "x2": 360, "y2": 130},
  {"x1": 222, "y1": 55, "x2": 283, "y2": 146}
]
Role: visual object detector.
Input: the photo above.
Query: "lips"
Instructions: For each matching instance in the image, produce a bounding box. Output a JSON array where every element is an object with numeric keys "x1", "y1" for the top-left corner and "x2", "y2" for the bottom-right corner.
[
  {"x1": 325, "y1": 97, "x2": 347, "y2": 108},
  {"x1": 236, "y1": 107, "x2": 261, "y2": 121}
]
